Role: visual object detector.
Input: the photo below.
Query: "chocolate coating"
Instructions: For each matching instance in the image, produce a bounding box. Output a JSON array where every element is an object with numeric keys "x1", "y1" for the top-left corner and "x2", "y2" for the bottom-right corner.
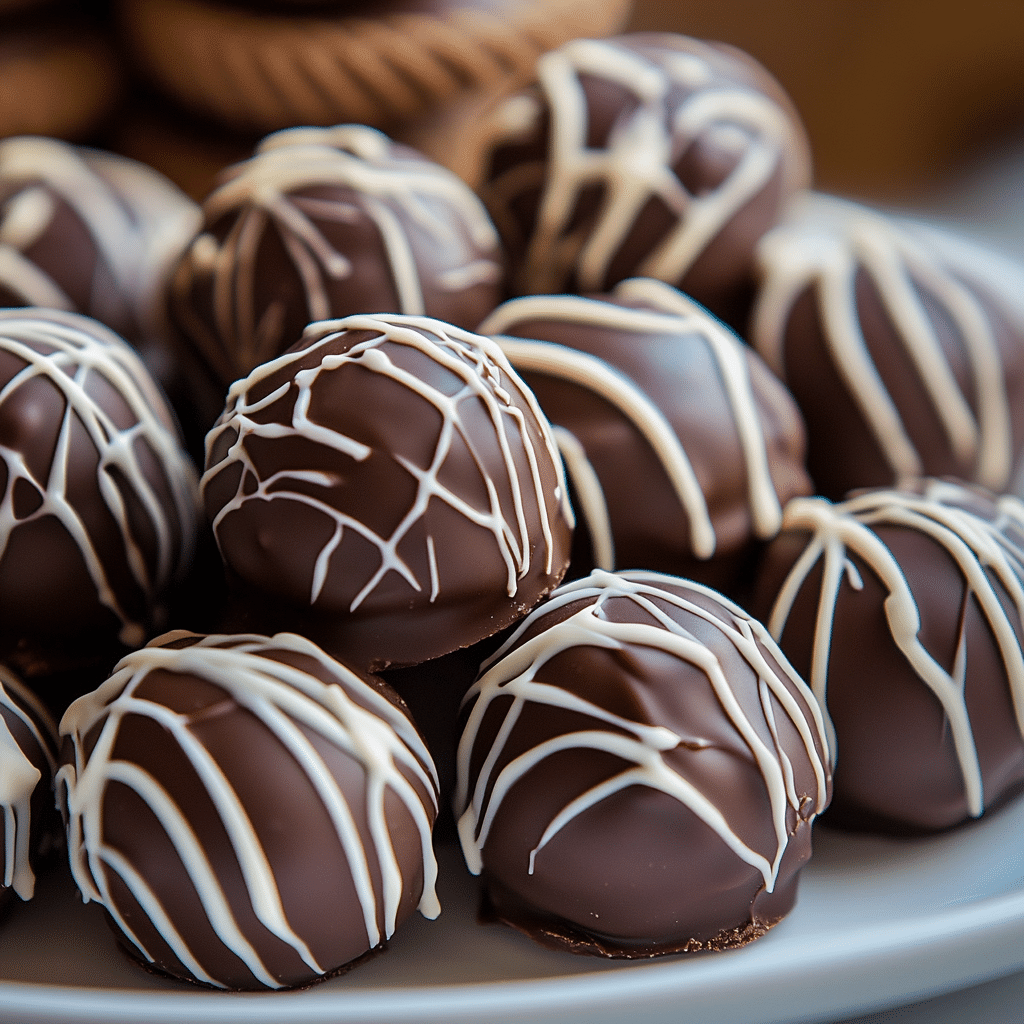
[
  {"x1": 56, "y1": 629, "x2": 440, "y2": 990},
  {"x1": 202, "y1": 312, "x2": 573, "y2": 671},
  {"x1": 749, "y1": 194, "x2": 1024, "y2": 500},
  {"x1": 476, "y1": 33, "x2": 811, "y2": 325},
  {"x1": 479, "y1": 278, "x2": 811, "y2": 596},
  {"x1": 0, "y1": 309, "x2": 200, "y2": 680},
  {"x1": 168, "y1": 124, "x2": 505, "y2": 435},
  {"x1": 455, "y1": 569, "x2": 832, "y2": 956},
  {"x1": 0, "y1": 136, "x2": 202, "y2": 391},
  {"x1": 750, "y1": 479, "x2": 1024, "y2": 834},
  {"x1": 1, "y1": 665, "x2": 60, "y2": 914}
]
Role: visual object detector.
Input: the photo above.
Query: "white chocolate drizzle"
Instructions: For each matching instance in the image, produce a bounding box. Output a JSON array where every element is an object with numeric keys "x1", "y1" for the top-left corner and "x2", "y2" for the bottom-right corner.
[
  {"x1": 479, "y1": 280, "x2": 788, "y2": 564},
  {"x1": 57, "y1": 630, "x2": 440, "y2": 990},
  {"x1": 1, "y1": 667, "x2": 59, "y2": 901},
  {"x1": 0, "y1": 137, "x2": 201, "y2": 344},
  {"x1": 0, "y1": 310, "x2": 199, "y2": 646},
  {"x1": 203, "y1": 313, "x2": 571, "y2": 611},
  {"x1": 751, "y1": 195, "x2": 1014, "y2": 490},
  {"x1": 765, "y1": 480, "x2": 1024, "y2": 817},
  {"x1": 480, "y1": 35, "x2": 809, "y2": 295},
  {"x1": 456, "y1": 569, "x2": 831, "y2": 890},
  {"x1": 171, "y1": 125, "x2": 502, "y2": 383}
]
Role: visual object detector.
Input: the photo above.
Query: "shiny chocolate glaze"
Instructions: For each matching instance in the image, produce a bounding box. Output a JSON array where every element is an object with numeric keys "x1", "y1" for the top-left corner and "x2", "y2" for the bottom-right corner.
[
  {"x1": 56, "y1": 630, "x2": 440, "y2": 990},
  {"x1": 480, "y1": 279, "x2": 811, "y2": 597},
  {"x1": 202, "y1": 312, "x2": 574, "y2": 671},
  {"x1": 475, "y1": 33, "x2": 811, "y2": 328},
  {"x1": 168, "y1": 124, "x2": 505, "y2": 439},
  {"x1": 1, "y1": 665, "x2": 60, "y2": 913},
  {"x1": 455, "y1": 569, "x2": 832, "y2": 955},
  {"x1": 750, "y1": 195, "x2": 1024, "y2": 501},
  {"x1": 0, "y1": 309, "x2": 200, "y2": 682},
  {"x1": 750, "y1": 478, "x2": 1024, "y2": 834}
]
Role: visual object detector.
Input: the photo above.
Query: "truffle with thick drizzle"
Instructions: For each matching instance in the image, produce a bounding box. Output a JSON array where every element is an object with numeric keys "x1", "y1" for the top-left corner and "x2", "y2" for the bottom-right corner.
[
  {"x1": 56, "y1": 629, "x2": 440, "y2": 990},
  {"x1": 0, "y1": 308, "x2": 199, "y2": 687},
  {"x1": 167, "y1": 124, "x2": 505, "y2": 437},
  {"x1": 750, "y1": 478, "x2": 1024, "y2": 833},
  {"x1": 202, "y1": 312, "x2": 574, "y2": 671},
  {"x1": 455, "y1": 569, "x2": 832, "y2": 956},
  {"x1": 749, "y1": 194, "x2": 1024, "y2": 500},
  {"x1": 475, "y1": 32, "x2": 811, "y2": 327},
  {"x1": 479, "y1": 278, "x2": 811, "y2": 595}
]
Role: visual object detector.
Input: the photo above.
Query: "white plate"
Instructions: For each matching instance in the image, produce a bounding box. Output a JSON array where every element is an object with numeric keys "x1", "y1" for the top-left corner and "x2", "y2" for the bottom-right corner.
[{"x1": 1, "y1": 793, "x2": 1023, "y2": 1024}]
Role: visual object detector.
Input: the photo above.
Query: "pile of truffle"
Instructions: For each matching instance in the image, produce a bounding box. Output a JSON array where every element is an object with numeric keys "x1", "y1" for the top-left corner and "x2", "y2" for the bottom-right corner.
[{"x1": 2, "y1": 24, "x2": 1024, "y2": 996}]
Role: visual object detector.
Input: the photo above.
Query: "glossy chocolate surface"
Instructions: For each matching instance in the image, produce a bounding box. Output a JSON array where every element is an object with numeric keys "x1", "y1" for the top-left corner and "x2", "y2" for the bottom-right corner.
[
  {"x1": 750, "y1": 195, "x2": 1024, "y2": 500},
  {"x1": 476, "y1": 33, "x2": 811, "y2": 326},
  {"x1": 480, "y1": 278, "x2": 811, "y2": 596},
  {"x1": 751, "y1": 478, "x2": 1024, "y2": 834},
  {"x1": 202, "y1": 312, "x2": 573, "y2": 671},
  {"x1": 0, "y1": 309, "x2": 199, "y2": 680},
  {"x1": 56, "y1": 630, "x2": 440, "y2": 990},
  {"x1": 455, "y1": 569, "x2": 832, "y2": 955}
]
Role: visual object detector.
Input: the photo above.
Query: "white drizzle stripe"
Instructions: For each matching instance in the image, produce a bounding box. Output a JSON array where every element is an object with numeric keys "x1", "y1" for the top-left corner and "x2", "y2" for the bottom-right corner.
[
  {"x1": 0, "y1": 668, "x2": 59, "y2": 899},
  {"x1": 767, "y1": 484, "x2": 1024, "y2": 816},
  {"x1": 552, "y1": 425, "x2": 615, "y2": 569},
  {"x1": 174, "y1": 126, "x2": 501, "y2": 379},
  {"x1": 480, "y1": 282, "x2": 788, "y2": 556},
  {"x1": 0, "y1": 138, "x2": 201, "y2": 342},
  {"x1": 456, "y1": 569, "x2": 831, "y2": 889},
  {"x1": 752, "y1": 197, "x2": 1013, "y2": 489},
  {"x1": 484, "y1": 37, "x2": 806, "y2": 294},
  {"x1": 203, "y1": 313, "x2": 570, "y2": 612},
  {"x1": 57, "y1": 631, "x2": 440, "y2": 989},
  {"x1": 0, "y1": 312, "x2": 198, "y2": 645}
]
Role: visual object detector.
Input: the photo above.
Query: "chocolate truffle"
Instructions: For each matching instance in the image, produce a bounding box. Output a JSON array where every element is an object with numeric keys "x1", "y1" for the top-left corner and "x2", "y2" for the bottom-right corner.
[
  {"x1": 479, "y1": 278, "x2": 812, "y2": 595},
  {"x1": 0, "y1": 309, "x2": 200, "y2": 683},
  {"x1": 56, "y1": 629, "x2": 440, "y2": 990},
  {"x1": 750, "y1": 478, "x2": 1024, "y2": 834},
  {"x1": 455, "y1": 569, "x2": 832, "y2": 957},
  {"x1": 749, "y1": 194, "x2": 1024, "y2": 500},
  {"x1": 475, "y1": 32, "x2": 812, "y2": 326},
  {"x1": 0, "y1": 135, "x2": 202, "y2": 388},
  {"x1": 1, "y1": 664, "x2": 60, "y2": 914},
  {"x1": 167, "y1": 124, "x2": 505, "y2": 435},
  {"x1": 202, "y1": 312, "x2": 574, "y2": 672}
]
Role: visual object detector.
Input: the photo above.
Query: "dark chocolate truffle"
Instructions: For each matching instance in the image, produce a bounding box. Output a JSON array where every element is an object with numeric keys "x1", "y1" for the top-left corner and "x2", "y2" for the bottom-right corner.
[
  {"x1": 167, "y1": 124, "x2": 505, "y2": 434},
  {"x1": 0, "y1": 308, "x2": 200, "y2": 681},
  {"x1": 475, "y1": 32, "x2": 811, "y2": 326},
  {"x1": 1, "y1": 664, "x2": 60, "y2": 913},
  {"x1": 749, "y1": 194, "x2": 1024, "y2": 500},
  {"x1": 202, "y1": 312, "x2": 574, "y2": 672},
  {"x1": 0, "y1": 135, "x2": 202, "y2": 388},
  {"x1": 455, "y1": 569, "x2": 832, "y2": 957},
  {"x1": 56, "y1": 629, "x2": 440, "y2": 990},
  {"x1": 479, "y1": 278, "x2": 812, "y2": 595},
  {"x1": 750, "y1": 478, "x2": 1024, "y2": 834}
]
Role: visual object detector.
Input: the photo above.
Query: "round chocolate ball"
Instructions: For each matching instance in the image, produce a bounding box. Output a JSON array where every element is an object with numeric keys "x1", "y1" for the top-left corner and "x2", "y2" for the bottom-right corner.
[
  {"x1": 202, "y1": 312, "x2": 574, "y2": 671},
  {"x1": 167, "y1": 124, "x2": 505, "y2": 436},
  {"x1": 1, "y1": 664, "x2": 60, "y2": 914},
  {"x1": 0, "y1": 309, "x2": 200, "y2": 682},
  {"x1": 750, "y1": 478, "x2": 1024, "y2": 834},
  {"x1": 0, "y1": 135, "x2": 202, "y2": 390},
  {"x1": 475, "y1": 32, "x2": 811, "y2": 327},
  {"x1": 56, "y1": 629, "x2": 440, "y2": 990},
  {"x1": 479, "y1": 278, "x2": 811, "y2": 597},
  {"x1": 455, "y1": 569, "x2": 832, "y2": 957},
  {"x1": 749, "y1": 194, "x2": 1024, "y2": 501}
]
